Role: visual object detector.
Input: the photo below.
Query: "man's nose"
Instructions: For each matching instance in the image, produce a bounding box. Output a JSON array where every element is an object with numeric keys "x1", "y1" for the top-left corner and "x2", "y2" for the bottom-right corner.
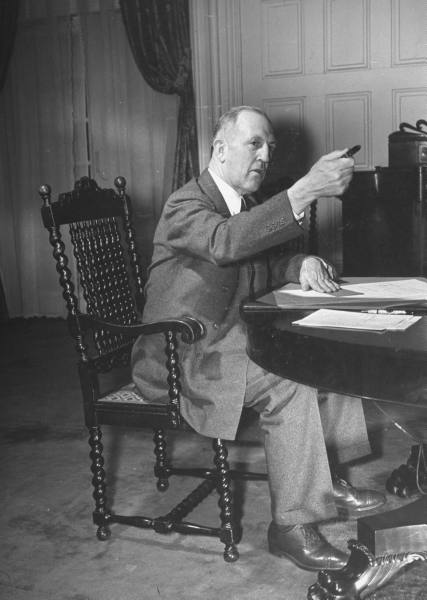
[{"x1": 257, "y1": 143, "x2": 271, "y2": 163}]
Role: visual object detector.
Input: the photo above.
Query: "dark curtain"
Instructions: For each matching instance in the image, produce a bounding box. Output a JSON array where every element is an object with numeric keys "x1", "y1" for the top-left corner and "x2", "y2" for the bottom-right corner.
[
  {"x1": 0, "y1": 0, "x2": 19, "y2": 321},
  {"x1": 0, "y1": 0, "x2": 20, "y2": 91},
  {"x1": 119, "y1": 0, "x2": 199, "y2": 191}
]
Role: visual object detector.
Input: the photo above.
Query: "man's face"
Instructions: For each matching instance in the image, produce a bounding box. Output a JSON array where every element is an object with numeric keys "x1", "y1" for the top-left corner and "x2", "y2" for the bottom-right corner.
[{"x1": 216, "y1": 111, "x2": 276, "y2": 195}]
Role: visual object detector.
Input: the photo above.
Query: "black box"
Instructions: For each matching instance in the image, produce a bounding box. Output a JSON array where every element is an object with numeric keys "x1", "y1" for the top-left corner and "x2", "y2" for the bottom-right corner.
[
  {"x1": 389, "y1": 130, "x2": 427, "y2": 167},
  {"x1": 341, "y1": 167, "x2": 427, "y2": 277}
]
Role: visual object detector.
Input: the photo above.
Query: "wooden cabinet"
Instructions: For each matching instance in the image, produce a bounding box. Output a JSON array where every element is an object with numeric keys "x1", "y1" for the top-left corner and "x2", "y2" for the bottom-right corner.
[{"x1": 341, "y1": 167, "x2": 427, "y2": 277}]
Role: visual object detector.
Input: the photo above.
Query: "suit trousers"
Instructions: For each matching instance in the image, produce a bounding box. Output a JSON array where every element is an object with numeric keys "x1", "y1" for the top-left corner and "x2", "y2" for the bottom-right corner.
[{"x1": 243, "y1": 358, "x2": 371, "y2": 526}]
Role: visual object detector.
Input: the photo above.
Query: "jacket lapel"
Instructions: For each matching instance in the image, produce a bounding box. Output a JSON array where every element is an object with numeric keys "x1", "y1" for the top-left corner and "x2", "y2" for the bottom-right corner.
[
  {"x1": 196, "y1": 169, "x2": 231, "y2": 217},
  {"x1": 196, "y1": 168, "x2": 260, "y2": 216}
]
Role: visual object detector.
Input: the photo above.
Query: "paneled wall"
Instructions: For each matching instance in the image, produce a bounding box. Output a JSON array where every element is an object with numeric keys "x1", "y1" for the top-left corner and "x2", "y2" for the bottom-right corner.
[
  {"x1": 191, "y1": 0, "x2": 427, "y2": 269},
  {"x1": 1, "y1": 0, "x2": 425, "y2": 316}
]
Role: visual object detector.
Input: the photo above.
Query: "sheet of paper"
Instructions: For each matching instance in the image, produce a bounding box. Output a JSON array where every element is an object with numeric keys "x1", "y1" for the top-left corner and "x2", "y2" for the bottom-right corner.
[
  {"x1": 277, "y1": 278, "x2": 427, "y2": 300},
  {"x1": 274, "y1": 287, "x2": 359, "y2": 298},
  {"x1": 343, "y1": 278, "x2": 427, "y2": 298},
  {"x1": 292, "y1": 309, "x2": 421, "y2": 332}
]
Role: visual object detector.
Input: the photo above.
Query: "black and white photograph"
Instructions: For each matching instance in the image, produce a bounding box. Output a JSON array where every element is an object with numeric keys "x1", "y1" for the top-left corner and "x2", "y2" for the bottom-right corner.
[{"x1": 1, "y1": 1, "x2": 427, "y2": 598}]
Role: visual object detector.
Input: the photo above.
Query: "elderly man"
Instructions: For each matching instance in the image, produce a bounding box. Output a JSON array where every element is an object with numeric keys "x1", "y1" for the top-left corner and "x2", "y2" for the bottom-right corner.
[{"x1": 132, "y1": 106, "x2": 385, "y2": 571}]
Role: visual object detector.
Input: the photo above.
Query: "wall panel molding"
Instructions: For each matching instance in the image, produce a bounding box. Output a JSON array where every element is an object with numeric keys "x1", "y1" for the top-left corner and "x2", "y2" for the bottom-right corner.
[
  {"x1": 392, "y1": 0, "x2": 427, "y2": 66},
  {"x1": 392, "y1": 88, "x2": 427, "y2": 130},
  {"x1": 324, "y1": 0, "x2": 370, "y2": 71},
  {"x1": 326, "y1": 92, "x2": 372, "y2": 169},
  {"x1": 262, "y1": 96, "x2": 305, "y2": 126},
  {"x1": 261, "y1": 0, "x2": 303, "y2": 77}
]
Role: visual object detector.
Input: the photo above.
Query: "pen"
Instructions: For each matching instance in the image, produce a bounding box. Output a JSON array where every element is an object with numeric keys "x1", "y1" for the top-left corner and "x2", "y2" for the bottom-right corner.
[
  {"x1": 342, "y1": 145, "x2": 361, "y2": 158},
  {"x1": 364, "y1": 309, "x2": 407, "y2": 315}
]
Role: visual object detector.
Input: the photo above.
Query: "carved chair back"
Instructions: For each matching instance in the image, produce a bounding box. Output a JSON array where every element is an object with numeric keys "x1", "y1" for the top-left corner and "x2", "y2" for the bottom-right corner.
[{"x1": 40, "y1": 176, "x2": 145, "y2": 367}]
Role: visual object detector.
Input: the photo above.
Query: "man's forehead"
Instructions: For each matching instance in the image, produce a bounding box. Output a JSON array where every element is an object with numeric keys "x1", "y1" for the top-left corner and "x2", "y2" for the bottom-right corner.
[{"x1": 233, "y1": 110, "x2": 275, "y2": 139}]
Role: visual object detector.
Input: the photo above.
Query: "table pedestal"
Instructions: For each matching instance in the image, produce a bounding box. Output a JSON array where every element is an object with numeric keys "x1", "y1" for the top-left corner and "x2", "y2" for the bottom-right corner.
[{"x1": 358, "y1": 497, "x2": 427, "y2": 555}]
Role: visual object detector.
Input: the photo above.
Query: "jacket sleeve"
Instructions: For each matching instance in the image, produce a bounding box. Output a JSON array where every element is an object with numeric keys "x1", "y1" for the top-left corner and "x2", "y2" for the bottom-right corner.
[
  {"x1": 269, "y1": 249, "x2": 306, "y2": 288},
  {"x1": 161, "y1": 188, "x2": 304, "y2": 266}
]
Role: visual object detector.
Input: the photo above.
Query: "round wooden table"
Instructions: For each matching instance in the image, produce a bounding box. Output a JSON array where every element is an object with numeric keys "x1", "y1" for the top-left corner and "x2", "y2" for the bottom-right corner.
[
  {"x1": 242, "y1": 304, "x2": 427, "y2": 413},
  {"x1": 241, "y1": 300, "x2": 427, "y2": 599}
]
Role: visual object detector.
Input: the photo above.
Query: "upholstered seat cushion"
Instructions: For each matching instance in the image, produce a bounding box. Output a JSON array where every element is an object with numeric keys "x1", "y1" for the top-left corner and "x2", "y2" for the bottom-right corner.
[{"x1": 101, "y1": 382, "x2": 147, "y2": 403}]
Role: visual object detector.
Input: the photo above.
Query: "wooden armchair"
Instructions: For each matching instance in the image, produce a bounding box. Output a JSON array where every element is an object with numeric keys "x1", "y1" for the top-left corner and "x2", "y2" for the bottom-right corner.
[{"x1": 39, "y1": 175, "x2": 266, "y2": 562}]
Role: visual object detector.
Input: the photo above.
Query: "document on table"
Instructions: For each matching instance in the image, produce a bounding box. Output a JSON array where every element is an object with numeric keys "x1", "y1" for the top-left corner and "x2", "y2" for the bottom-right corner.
[
  {"x1": 292, "y1": 309, "x2": 421, "y2": 332},
  {"x1": 257, "y1": 277, "x2": 427, "y2": 311},
  {"x1": 282, "y1": 278, "x2": 427, "y2": 299}
]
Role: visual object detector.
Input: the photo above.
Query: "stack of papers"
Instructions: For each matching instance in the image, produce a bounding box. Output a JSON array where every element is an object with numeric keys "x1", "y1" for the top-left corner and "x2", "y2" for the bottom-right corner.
[
  {"x1": 292, "y1": 309, "x2": 421, "y2": 332},
  {"x1": 282, "y1": 278, "x2": 427, "y2": 299},
  {"x1": 257, "y1": 277, "x2": 427, "y2": 312}
]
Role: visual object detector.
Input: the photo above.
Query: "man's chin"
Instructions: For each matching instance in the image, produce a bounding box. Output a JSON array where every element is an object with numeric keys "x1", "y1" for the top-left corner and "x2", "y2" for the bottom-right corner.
[
  {"x1": 245, "y1": 176, "x2": 265, "y2": 193},
  {"x1": 243, "y1": 185, "x2": 261, "y2": 195}
]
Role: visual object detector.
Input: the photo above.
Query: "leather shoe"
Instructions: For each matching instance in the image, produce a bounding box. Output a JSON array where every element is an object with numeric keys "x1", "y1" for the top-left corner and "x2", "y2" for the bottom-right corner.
[
  {"x1": 333, "y1": 476, "x2": 386, "y2": 514},
  {"x1": 267, "y1": 522, "x2": 348, "y2": 571}
]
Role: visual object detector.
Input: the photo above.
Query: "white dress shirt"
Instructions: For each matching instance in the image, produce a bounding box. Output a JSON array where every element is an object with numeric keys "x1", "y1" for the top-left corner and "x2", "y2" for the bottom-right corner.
[
  {"x1": 208, "y1": 168, "x2": 243, "y2": 215},
  {"x1": 208, "y1": 167, "x2": 304, "y2": 222}
]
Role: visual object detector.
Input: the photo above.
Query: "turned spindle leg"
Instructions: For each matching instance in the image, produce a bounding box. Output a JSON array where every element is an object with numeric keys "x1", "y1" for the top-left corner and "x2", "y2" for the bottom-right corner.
[
  {"x1": 88, "y1": 426, "x2": 111, "y2": 540},
  {"x1": 153, "y1": 427, "x2": 170, "y2": 491},
  {"x1": 213, "y1": 438, "x2": 240, "y2": 562}
]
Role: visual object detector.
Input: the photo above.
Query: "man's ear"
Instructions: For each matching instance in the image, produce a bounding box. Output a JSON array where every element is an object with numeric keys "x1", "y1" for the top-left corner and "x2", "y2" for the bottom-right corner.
[{"x1": 212, "y1": 139, "x2": 226, "y2": 162}]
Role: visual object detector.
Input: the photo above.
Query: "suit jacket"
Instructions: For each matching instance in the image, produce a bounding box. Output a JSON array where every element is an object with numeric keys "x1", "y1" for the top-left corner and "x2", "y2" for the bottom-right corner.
[{"x1": 131, "y1": 168, "x2": 306, "y2": 440}]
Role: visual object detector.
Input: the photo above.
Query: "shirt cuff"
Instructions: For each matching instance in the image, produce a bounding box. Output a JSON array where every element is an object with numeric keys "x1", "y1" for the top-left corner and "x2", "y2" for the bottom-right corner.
[{"x1": 292, "y1": 209, "x2": 305, "y2": 224}]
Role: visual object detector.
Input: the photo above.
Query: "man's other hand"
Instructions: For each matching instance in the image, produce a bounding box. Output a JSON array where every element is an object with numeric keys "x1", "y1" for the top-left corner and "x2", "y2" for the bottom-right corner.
[{"x1": 299, "y1": 256, "x2": 340, "y2": 293}]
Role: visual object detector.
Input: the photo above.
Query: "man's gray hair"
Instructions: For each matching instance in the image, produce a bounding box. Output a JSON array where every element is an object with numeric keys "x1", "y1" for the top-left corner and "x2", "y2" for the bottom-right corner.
[{"x1": 211, "y1": 105, "x2": 273, "y2": 144}]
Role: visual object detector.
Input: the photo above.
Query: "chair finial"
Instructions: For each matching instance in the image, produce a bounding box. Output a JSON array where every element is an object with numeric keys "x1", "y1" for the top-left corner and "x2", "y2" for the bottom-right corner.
[
  {"x1": 39, "y1": 184, "x2": 52, "y2": 207},
  {"x1": 114, "y1": 176, "x2": 126, "y2": 194}
]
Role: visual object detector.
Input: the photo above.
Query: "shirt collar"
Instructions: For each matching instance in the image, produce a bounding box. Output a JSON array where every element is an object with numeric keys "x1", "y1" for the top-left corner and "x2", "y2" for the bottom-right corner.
[{"x1": 208, "y1": 168, "x2": 243, "y2": 215}]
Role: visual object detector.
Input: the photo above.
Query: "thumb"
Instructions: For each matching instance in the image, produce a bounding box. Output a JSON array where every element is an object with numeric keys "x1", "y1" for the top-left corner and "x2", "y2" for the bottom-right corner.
[{"x1": 322, "y1": 149, "x2": 347, "y2": 160}]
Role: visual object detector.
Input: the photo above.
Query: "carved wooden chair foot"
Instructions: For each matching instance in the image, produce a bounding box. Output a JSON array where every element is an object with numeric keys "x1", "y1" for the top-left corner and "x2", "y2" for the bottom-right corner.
[
  {"x1": 307, "y1": 539, "x2": 427, "y2": 600},
  {"x1": 386, "y1": 444, "x2": 427, "y2": 498}
]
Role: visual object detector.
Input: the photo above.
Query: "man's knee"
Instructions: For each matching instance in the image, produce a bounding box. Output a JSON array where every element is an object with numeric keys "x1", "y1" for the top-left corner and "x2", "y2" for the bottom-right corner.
[{"x1": 254, "y1": 378, "x2": 318, "y2": 419}]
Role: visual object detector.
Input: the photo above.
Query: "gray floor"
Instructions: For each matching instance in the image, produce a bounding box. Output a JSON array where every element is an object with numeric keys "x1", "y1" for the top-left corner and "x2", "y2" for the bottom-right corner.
[{"x1": 1, "y1": 318, "x2": 427, "y2": 600}]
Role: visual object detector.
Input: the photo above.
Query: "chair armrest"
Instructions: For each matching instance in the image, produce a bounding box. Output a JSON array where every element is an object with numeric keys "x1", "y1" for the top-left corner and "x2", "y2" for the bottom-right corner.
[{"x1": 78, "y1": 314, "x2": 205, "y2": 344}]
